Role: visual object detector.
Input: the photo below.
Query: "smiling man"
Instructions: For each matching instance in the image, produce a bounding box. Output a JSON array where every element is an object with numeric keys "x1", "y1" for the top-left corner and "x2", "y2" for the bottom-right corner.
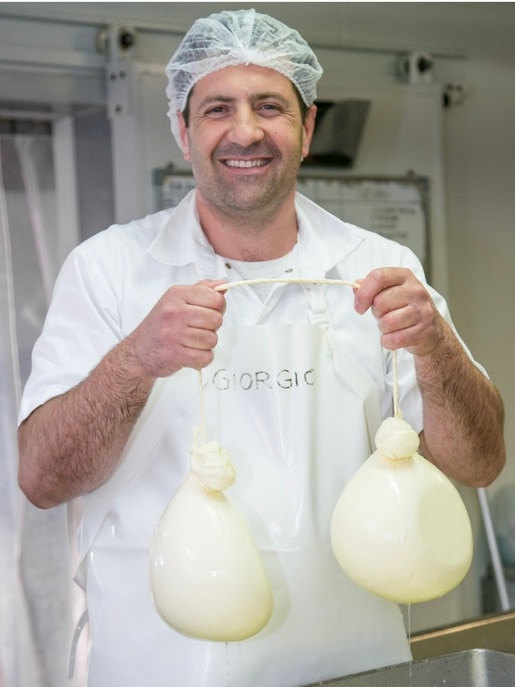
[
  {"x1": 177, "y1": 64, "x2": 316, "y2": 257},
  {"x1": 18, "y1": 9, "x2": 505, "y2": 687}
]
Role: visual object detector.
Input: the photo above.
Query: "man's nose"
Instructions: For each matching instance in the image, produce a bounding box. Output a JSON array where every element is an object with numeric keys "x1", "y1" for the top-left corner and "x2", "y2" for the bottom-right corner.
[{"x1": 227, "y1": 108, "x2": 265, "y2": 146}]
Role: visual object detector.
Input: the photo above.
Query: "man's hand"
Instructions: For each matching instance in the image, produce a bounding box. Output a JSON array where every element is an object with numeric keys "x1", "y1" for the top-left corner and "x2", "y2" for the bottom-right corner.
[
  {"x1": 353, "y1": 267, "x2": 445, "y2": 356},
  {"x1": 126, "y1": 279, "x2": 226, "y2": 377}
]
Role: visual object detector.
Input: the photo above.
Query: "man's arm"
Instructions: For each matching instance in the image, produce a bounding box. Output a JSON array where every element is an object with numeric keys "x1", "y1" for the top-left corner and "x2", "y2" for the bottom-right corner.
[
  {"x1": 415, "y1": 322, "x2": 505, "y2": 486},
  {"x1": 18, "y1": 281, "x2": 226, "y2": 508},
  {"x1": 18, "y1": 344, "x2": 155, "y2": 508},
  {"x1": 354, "y1": 267, "x2": 505, "y2": 487}
]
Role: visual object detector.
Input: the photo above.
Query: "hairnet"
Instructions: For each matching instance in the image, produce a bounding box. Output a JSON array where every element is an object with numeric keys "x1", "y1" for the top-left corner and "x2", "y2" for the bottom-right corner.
[{"x1": 165, "y1": 8, "x2": 323, "y2": 147}]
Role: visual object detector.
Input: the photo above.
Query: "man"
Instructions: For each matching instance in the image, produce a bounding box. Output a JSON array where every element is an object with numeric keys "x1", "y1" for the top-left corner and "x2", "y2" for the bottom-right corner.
[{"x1": 18, "y1": 9, "x2": 504, "y2": 687}]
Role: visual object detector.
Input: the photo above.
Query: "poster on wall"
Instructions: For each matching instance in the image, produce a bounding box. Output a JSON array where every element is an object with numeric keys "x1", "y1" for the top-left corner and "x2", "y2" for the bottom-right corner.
[
  {"x1": 153, "y1": 168, "x2": 430, "y2": 276},
  {"x1": 297, "y1": 174, "x2": 430, "y2": 275}
]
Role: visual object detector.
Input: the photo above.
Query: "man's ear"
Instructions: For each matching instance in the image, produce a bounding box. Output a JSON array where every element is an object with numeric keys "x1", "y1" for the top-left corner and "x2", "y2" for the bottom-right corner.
[
  {"x1": 301, "y1": 104, "x2": 317, "y2": 160},
  {"x1": 177, "y1": 111, "x2": 191, "y2": 160}
]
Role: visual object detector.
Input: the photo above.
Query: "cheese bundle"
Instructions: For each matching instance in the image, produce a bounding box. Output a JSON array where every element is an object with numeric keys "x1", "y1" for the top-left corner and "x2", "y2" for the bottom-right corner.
[
  {"x1": 330, "y1": 417, "x2": 473, "y2": 603},
  {"x1": 149, "y1": 436, "x2": 273, "y2": 640}
]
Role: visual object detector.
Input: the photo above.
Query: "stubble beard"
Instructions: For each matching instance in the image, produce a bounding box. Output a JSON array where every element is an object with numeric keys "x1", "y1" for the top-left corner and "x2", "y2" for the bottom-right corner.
[
  {"x1": 208, "y1": 173, "x2": 287, "y2": 219},
  {"x1": 191, "y1": 144, "x2": 301, "y2": 226}
]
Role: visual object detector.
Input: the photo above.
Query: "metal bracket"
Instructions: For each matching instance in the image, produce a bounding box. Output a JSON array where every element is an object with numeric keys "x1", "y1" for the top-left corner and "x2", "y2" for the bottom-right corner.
[
  {"x1": 96, "y1": 24, "x2": 137, "y2": 119},
  {"x1": 443, "y1": 83, "x2": 469, "y2": 109},
  {"x1": 396, "y1": 51, "x2": 434, "y2": 85}
]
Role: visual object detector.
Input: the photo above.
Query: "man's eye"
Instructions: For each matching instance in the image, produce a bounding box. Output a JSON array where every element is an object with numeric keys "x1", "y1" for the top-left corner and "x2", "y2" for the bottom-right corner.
[
  {"x1": 205, "y1": 106, "x2": 227, "y2": 116},
  {"x1": 259, "y1": 103, "x2": 281, "y2": 112}
]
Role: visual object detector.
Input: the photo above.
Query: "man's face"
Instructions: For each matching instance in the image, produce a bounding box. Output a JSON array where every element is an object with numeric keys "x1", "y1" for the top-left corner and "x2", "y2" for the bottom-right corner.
[{"x1": 178, "y1": 64, "x2": 316, "y2": 219}]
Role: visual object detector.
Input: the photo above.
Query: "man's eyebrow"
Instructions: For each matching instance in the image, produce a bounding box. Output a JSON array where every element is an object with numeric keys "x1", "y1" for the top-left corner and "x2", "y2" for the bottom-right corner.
[
  {"x1": 196, "y1": 92, "x2": 291, "y2": 109},
  {"x1": 254, "y1": 92, "x2": 291, "y2": 105},
  {"x1": 196, "y1": 95, "x2": 235, "y2": 109}
]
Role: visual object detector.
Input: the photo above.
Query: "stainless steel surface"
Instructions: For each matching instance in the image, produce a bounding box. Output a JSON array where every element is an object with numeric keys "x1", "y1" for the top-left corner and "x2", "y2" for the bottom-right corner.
[
  {"x1": 304, "y1": 649, "x2": 515, "y2": 686},
  {"x1": 411, "y1": 610, "x2": 515, "y2": 660}
]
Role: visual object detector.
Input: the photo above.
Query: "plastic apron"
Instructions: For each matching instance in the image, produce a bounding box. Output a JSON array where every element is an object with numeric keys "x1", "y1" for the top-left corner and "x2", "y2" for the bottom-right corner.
[{"x1": 77, "y1": 286, "x2": 411, "y2": 687}]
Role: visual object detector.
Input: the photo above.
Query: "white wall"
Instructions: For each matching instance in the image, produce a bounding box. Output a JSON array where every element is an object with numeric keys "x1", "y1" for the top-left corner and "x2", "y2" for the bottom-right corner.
[{"x1": 444, "y1": 54, "x2": 515, "y2": 490}]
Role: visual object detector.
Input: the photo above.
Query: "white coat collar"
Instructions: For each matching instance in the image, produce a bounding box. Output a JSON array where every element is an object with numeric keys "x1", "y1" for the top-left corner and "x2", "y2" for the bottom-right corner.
[{"x1": 147, "y1": 189, "x2": 365, "y2": 278}]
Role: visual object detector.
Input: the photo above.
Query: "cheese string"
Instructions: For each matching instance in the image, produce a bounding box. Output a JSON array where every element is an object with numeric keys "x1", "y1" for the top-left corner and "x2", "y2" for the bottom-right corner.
[
  {"x1": 392, "y1": 344, "x2": 400, "y2": 419},
  {"x1": 215, "y1": 277, "x2": 360, "y2": 292},
  {"x1": 198, "y1": 367, "x2": 206, "y2": 445},
  {"x1": 197, "y1": 278, "x2": 401, "y2": 439}
]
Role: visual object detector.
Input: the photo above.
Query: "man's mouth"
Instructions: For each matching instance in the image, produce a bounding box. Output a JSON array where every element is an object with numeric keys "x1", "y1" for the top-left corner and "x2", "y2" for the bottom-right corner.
[{"x1": 223, "y1": 158, "x2": 270, "y2": 168}]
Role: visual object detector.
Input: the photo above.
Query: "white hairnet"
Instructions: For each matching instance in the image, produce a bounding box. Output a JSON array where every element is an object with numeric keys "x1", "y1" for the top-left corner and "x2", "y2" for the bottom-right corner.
[{"x1": 165, "y1": 8, "x2": 323, "y2": 147}]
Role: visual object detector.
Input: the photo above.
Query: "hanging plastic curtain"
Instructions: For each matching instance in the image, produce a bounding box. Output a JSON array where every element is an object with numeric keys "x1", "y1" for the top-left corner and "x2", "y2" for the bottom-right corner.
[{"x1": 0, "y1": 132, "x2": 81, "y2": 687}]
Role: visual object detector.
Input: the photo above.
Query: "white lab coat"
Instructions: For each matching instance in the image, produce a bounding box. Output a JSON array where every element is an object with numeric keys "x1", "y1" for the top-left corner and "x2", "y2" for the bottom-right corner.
[{"x1": 19, "y1": 191, "x2": 472, "y2": 686}]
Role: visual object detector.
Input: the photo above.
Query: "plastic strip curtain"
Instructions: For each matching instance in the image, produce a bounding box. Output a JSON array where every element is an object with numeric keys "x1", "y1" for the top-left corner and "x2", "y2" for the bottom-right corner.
[
  {"x1": 15, "y1": 137, "x2": 55, "y2": 305},
  {"x1": 0, "y1": 134, "x2": 77, "y2": 687},
  {"x1": 0, "y1": 133, "x2": 30, "y2": 687}
]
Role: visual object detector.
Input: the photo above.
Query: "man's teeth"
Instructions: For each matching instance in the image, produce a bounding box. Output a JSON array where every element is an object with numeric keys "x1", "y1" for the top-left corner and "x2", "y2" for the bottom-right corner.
[{"x1": 225, "y1": 159, "x2": 267, "y2": 168}]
